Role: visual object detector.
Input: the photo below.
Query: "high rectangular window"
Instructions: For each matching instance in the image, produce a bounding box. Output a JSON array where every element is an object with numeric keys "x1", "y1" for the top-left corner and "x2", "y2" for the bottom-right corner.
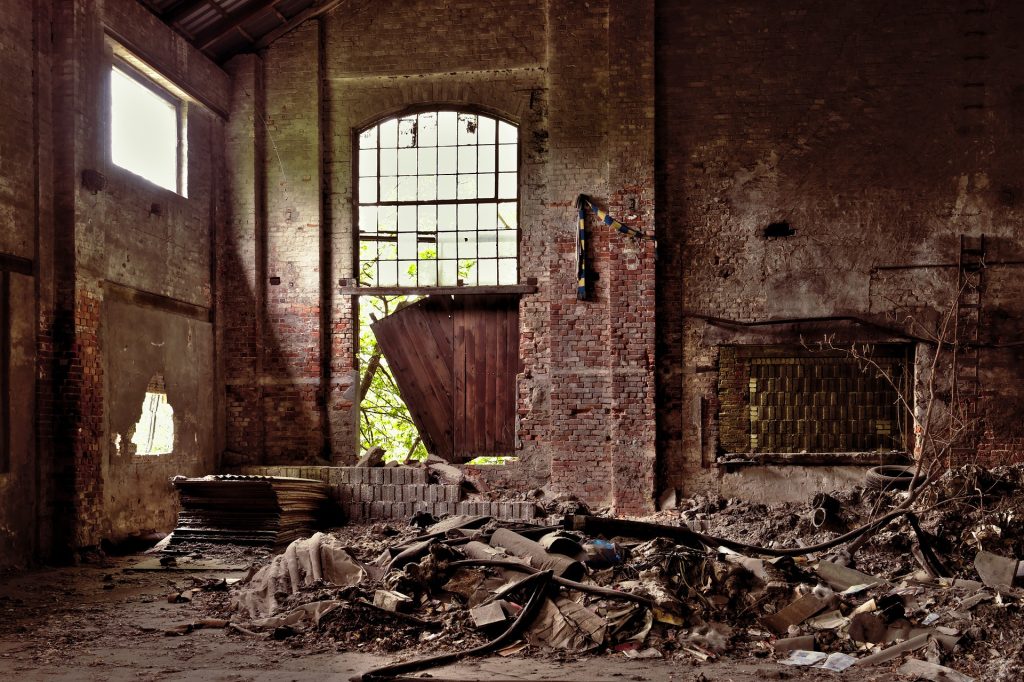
[{"x1": 110, "y1": 65, "x2": 183, "y2": 194}]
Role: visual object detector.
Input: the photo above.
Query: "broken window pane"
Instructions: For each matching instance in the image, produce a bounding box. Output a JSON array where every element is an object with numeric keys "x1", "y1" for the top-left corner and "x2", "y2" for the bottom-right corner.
[{"x1": 357, "y1": 110, "x2": 518, "y2": 289}]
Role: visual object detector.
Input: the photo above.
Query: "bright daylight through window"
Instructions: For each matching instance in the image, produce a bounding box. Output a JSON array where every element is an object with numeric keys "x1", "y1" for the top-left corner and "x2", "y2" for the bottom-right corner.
[
  {"x1": 357, "y1": 111, "x2": 518, "y2": 287},
  {"x1": 110, "y1": 65, "x2": 181, "y2": 193}
]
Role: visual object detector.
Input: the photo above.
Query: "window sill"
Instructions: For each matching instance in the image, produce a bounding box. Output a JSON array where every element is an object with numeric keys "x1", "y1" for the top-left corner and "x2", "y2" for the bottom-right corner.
[
  {"x1": 339, "y1": 284, "x2": 537, "y2": 296},
  {"x1": 717, "y1": 451, "x2": 910, "y2": 471}
]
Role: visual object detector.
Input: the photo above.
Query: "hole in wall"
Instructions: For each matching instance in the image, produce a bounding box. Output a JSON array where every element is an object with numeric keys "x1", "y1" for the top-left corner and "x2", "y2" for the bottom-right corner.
[
  {"x1": 130, "y1": 374, "x2": 175, "y2": 456},
  {"x1": 763, "y1": 221, "x2": 795, "y2": 238}
]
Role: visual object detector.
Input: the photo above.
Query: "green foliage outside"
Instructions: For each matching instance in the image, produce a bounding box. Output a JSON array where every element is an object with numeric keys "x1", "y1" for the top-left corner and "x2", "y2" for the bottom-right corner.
[{"x1": 356, "y1": 247, "x2": 476, "y2": 463}]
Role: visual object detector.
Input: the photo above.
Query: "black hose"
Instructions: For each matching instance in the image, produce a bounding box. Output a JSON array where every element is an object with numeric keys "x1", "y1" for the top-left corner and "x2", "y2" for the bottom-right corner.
[{"x1": 351, "y1": 570, "x2": 553, "y2": 682}]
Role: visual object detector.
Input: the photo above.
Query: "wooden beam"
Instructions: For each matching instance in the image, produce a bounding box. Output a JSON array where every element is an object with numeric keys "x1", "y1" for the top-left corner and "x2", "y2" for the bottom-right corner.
[
  {"x1": 339, "y1": 285, "x2": 538, "y2": 297},
  {"x1": 195, "y1": 0, "x2": 283, "y2": 50},
  {"x1": 0, "y1": 253, "x2": 33, "y2": 276},
  {"x1": 253, "y1": 0, "x2": 346, "y2": 50}
]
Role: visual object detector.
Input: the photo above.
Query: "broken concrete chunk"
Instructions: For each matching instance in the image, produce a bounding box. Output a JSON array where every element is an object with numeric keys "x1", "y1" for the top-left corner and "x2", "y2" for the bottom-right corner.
[
  {"x1": 356, "y1": 446, "x2": 386, "y2": 467},
  {"x1": 373, "y1": 589, "x2": 412, "y2": 613},
  {"x1": 470, "y1": 601, "x2": 511, "y2": 630},
  {"x1": 898, "y1": 658, "x2": 975, "y2": 682},
  {"x1": 761, "y1": 593, "x2": 829, "y2": 636},
  {"x1": 974, "y1": 550, "x2": 1019, "y2": 589}
]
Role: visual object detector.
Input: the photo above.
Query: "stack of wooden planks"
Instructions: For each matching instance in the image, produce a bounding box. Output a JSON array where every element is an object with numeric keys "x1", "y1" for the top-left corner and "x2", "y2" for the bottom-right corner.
[{"x1": 170, "y1": 475, "x2": 328, "y2": 546}]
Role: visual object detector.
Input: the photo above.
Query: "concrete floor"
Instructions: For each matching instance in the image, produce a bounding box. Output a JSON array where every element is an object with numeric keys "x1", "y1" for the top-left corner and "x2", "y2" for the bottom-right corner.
[{"x1": 0, "y1": 557, "x2": 849, "y2": 681}]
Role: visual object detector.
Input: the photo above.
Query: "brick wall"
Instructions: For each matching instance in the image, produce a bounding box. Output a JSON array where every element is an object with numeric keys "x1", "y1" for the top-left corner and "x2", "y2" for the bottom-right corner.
[
  {"x1": 221, "y1": 0, "x2": 659, "y2": 514},
  {"x1": 657, "y1": 0, "x2": 1024, "y2": 495}
]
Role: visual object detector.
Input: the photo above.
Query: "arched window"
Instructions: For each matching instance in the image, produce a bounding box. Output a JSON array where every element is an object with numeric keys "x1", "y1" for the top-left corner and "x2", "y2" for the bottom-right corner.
[{"x1": 356, "y1": 110, "x2": 519, "y2": 287}]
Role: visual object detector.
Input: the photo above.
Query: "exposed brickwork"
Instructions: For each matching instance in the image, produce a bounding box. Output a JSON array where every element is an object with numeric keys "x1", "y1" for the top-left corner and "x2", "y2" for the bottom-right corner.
[
  {"x1": 222, "y1": 0, "x2": 658, "y2": 514},
  {"x1": 657, "y1": 0, "x2": 1024, "y2": 495},
  {"x1": 236, "y1": 465, "x2": 540, "y2": 521}
]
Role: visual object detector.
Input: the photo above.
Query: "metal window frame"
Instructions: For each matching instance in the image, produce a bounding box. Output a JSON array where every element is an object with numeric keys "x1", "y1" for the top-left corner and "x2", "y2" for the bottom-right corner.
[
  {"x1": 353, "y1": 107, "x2": 521, "y2": 291},
  {"x1": 109, "y1": 58, "x2": 187, "y2": 196}
]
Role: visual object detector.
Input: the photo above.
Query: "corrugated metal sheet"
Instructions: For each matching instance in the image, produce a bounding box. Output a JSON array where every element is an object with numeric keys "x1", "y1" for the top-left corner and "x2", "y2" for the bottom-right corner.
[{"x1": 140, "y1": 0, "x2": 329, "y2": 62}]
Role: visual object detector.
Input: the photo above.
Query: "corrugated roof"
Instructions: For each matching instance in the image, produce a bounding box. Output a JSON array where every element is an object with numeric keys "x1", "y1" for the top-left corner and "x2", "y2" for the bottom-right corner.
[{"x1": 138, "y1": 0, "x2": 343, "y2": 63}]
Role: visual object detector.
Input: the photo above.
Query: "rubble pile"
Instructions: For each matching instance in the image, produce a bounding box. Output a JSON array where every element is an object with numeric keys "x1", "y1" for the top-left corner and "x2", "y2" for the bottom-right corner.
[{"x1": 202, "y1": 463, "x2": 1024, "y2": 680}]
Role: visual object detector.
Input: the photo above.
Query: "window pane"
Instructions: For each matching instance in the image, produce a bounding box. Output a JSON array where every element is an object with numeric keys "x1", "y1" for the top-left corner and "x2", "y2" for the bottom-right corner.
[
  {"x1": 478, "y1": 231, "x2": 497, "y2": 258},
  {"x1": 110, "y1": 67, "x2": 178, "y2": 192},
  {"x1": 437, "y1": 175, "x2": 456, "y2": 200},
  {"x1": 379, "y1": 118, "x2": 398, "y2": 148},
  {"x1": 458, "y1": 113, "x2": 478, "y2": 145},
  {"x1": 438, "y1": 111, "x2": 458, "y2": 146},
  {"x1": 377, "y1": 259, "x2": 398, "y2": 286},
  {"x1": 359, "y1": 205, "x2": 377, "y2": 233},
  {"x1": 397, "y1": 176, "x2": 416, "y2": 202},
  {"x1": 478, "y1": 146, "x2": 495, "y2": 172},
  {"x1": 498, "y1": 202, "x2": 517, "y2": 229},
  {"x1": 497, "y1": 229, "x2": 517, "y2": 256},
  {"x1": 358, "y1": 177, "x2": 377, "y2": 204},
  {"x1": 498, "y1": 120, "x2": 517, "y2": 143},
  {"x1": 457, "y1": 203, "x2": 476, "y2": 230},
  {"x1": 380, "y1": 149, "x2": 397, "y2": 176},
  {"x1": 417, "y1": 254, "x2": 437, "y2": 286},
  {"x1": 477, "y1": 259, "x2": 498, "y2": 286},
  {"x1": 478, "y1": 202, "x2": 497, "y2": 230},
  {"x1": 418, "y1": 205, "x2": 437, "y2": 232},
  {"x1": 438, "y1": 204, "x2": 457, "y2": 231},
  {"x1": 398, "y1": 205, "x2": 416, "y2": 232},
  {"x1": 398, "y1": 148, "x2": 417, "y2": 175},
  {"x1": 477, "y1": 116, "x2": 496, "y2": 144},
  {"x1": 438, "y1": 260, "x2": 458, "y2": 286},
  {"x1": 477, "y1": 173, "x2": 495, "y2": 198},
  {"x1": 398, "y1": 233, "x2": 417, "y2": 259},
  {"x1": 418, "y1": 147, "x2": 436, "y2": 173},
  {"x1": 379, "y1": 176, "x2": 397, "y2": 202},
  {"x1": 418, "y1": 112, "x2": 437, "y2": 147},
  {"x1": 498, "y1": 258, "x2": 517, "y2": 285},
  {"x1": 417, "y1": 175, "x2": 437, "y2": 201},
  {"x1": 458, "y1": 232, "x2": 476, "y2": 260},
  {"x1": 498, "y1": 144, "x2": 517, "y2": 172},
  {"x1": 498, "y1": 172, "x2": 517, "y2": 199},
  {"x1": 460, "y1": 260, "x2": 477, "y2": 286},
  {"x1": 359, "y1": 126, "x2": 377, "y2": 149},
  {"x1": 358, "y1": 149, "x2": 377, "y2": 177},
  {"x1": 398, "y1": 117, "x2": 416, "y2": 148},
  {"x1": 438, "y1": 147, "x2": 457, "y2": 174},
  {"x1": 438, "y1": 232, "x2": 457, "y2": 260},
  {"x1": 378, "y1": 206, "x2": 397, "y2": 233},
  {"x1": 457, "y1": 174, "x2": 477, "y2": 199},
  {"x1": 399, "y1": 260, "x2": 417, "y2": 286},
  {"x1": 457, "y1": 146, "x2": 476, "y2": 173}
]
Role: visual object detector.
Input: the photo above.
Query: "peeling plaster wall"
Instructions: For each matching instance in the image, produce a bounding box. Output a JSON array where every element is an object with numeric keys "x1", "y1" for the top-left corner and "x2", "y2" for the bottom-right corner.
[
  {"x1": 101, "y1": 299, "x2": 215, "y2": 540},
  {"x1": 43, "y1": 0, "x2": 228, "y2": 551},
  {"x1": 0, "y1": 0, "x2": 52, "y2": 568}
]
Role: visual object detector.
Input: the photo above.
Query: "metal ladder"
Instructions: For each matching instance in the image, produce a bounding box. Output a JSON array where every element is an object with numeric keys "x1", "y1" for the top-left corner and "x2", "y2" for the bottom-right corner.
[{"x1": 953, "y1": 234, "x2": 985, "y2": 447}]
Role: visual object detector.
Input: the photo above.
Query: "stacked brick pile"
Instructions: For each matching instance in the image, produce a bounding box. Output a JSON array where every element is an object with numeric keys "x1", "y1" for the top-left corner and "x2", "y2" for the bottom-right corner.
[{"x1": 237, "y1": 466, "x2": 539, "y2": 521}]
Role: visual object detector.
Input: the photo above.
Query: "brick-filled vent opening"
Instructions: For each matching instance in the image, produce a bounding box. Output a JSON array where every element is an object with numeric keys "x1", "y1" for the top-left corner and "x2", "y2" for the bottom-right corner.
[{"x1": 718, "y1": 345, "x2": 911, "y2": 454}]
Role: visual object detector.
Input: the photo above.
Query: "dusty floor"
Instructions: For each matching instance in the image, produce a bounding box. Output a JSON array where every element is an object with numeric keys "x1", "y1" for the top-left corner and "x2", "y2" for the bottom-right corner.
[{"x1": 0, "y1": 554, "x2": 847, "y2": 682}]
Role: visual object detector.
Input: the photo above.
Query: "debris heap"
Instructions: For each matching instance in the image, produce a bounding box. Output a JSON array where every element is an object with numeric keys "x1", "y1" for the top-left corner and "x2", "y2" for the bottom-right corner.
[
  {"x1": 199, "y1": 463, "x2": 1024, "y2": 681},
  {"x1": 171, "y1": 475, "x2": 328, "y2": 546}
]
